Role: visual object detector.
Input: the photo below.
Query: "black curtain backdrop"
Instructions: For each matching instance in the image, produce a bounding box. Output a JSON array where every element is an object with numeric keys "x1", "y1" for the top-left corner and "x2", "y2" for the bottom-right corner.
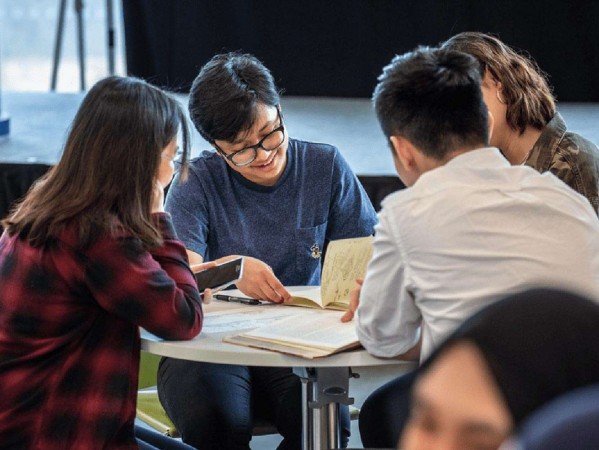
[
  {"x1": 122, "y1": 0, "x2": 599, "y2": 101},
  {"x1": 0, "y1": 163, "x2": 52, "y2": 227}
]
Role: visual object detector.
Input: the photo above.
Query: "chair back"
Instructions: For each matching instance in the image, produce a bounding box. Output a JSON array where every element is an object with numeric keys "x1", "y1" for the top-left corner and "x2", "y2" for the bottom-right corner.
[
  {"x1": 357, "y1": 175, "x2": 405, "y2": 212},
  {"x1": 507, "y1": 384, "x2": 599, "y2": 450}
]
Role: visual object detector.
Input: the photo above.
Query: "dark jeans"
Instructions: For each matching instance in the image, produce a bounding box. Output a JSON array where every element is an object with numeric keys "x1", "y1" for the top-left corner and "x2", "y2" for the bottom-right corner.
[
  {"x1": 135, "y1": 424, "x2": 195, "y2": 450},
  {"x1": 359, "y1": 370, "x2": 417, "y2": 448},
  {"x1": 157, "y1": 358, "x2": 350, "y2": 450}
]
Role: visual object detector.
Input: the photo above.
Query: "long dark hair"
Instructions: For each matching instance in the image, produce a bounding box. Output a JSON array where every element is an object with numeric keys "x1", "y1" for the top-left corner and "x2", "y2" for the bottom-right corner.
[{"x1": 3, "y1": 76, "x2": 190, "y2": 249}]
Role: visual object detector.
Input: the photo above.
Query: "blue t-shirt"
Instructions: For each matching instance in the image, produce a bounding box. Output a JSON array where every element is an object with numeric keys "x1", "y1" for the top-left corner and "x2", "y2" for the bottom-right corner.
[{"x1": 165, "y1": 138, "x2": 377, "y2": 286}]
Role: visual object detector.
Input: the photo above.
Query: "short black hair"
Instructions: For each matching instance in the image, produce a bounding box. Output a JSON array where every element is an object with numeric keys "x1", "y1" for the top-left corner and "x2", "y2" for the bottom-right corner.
[
  {"x1": 372, "y1": 46, "x2": 489, "y2": 160},
  {"x1": 189, "y1": 52, "x2": 280, "y2": 143}
]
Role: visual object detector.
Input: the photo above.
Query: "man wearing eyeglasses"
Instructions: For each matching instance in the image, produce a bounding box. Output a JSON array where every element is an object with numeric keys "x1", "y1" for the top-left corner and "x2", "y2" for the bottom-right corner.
[{"x1": 158, "y1": 52, "x2": 378, "y2": 450}]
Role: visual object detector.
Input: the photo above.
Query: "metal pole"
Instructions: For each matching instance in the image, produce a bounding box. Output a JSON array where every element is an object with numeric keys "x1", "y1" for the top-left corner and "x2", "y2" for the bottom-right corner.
[
  {"x1": 75, "y1": 0, "x2": 86, "y2": 90},
  {"x1": 50, "y1": 0, "x2": 68, "y2": 91},
  {"x1": 327, "y1": 403, "x2": 339, "y2": 449},
  {"x1": 301, "y1": 376, "x2": 313, "y2": 450},
  {"x1": 294, "y1": 367, "x2": 354, "y2": 450},
  {"x1": 106, "y1": 0, "x2": 115, "y2": 75}
]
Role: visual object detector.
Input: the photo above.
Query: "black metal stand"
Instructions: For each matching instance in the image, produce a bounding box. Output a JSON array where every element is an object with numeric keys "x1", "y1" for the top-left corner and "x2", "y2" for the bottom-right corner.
[{"x1": 50, "y1": 0, "x2": 115, "y2": 91}]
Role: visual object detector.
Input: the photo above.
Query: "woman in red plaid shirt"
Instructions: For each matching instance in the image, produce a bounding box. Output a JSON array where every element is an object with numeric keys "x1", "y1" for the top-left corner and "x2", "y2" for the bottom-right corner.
[{"x1": 0, "y1": 77, "x2": 207, "y2": 449}]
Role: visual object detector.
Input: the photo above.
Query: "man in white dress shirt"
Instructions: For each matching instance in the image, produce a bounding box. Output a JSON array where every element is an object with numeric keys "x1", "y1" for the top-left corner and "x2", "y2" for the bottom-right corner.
[{"x1": 342, "y1": 46, "x2": 599, "y2": 447}]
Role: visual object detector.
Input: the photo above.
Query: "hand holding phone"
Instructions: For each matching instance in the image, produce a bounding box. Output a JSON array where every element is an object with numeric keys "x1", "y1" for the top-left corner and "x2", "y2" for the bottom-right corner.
[{"x1": 194, "y1": 257, "x2": 244, "y2": 293}]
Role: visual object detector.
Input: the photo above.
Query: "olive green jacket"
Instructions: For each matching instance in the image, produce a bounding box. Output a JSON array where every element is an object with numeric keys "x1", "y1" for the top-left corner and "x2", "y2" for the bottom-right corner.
[{"x1": 526, "y1": 113, "x2": 599, "y2": 215}]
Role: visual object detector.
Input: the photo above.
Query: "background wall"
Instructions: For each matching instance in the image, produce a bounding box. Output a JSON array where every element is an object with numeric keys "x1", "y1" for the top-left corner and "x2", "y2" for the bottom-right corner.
[{"x1": 122, "y1": 0, "x2": 599, "y2": 101}]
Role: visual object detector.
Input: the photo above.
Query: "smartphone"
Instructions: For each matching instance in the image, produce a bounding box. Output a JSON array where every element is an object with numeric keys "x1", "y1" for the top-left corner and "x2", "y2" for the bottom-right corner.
[{"x1": 194, "y1": 257, "x2": 244, "y2": 292}]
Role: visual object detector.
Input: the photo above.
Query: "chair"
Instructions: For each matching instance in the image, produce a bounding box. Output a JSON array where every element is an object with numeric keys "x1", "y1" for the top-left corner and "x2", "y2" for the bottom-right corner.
[
  {"x1": 137, "y1": 352, "x2": 179, "y2": 437},
  {"x1": 138, "y1": 352, "x2": 277, "y2": 437},
  {"x1": 357, "y1": 175, "x2": 405, "y2": 212},
  {"x1": 506, "y1": 384, "x2": 599, "y2": 450},
  {"x1": 136, "y1": 352, "x2": 285, "y2": 438}
]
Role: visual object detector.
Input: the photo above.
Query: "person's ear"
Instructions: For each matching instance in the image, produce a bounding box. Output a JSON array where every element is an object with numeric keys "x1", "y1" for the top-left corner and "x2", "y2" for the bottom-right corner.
[
  {"x1": 484, "y1": 69, "x2": 506, "y2": 104},
  {"x1": 495, "y1": 85, "x2": 506, "y2": 104},
  {"x1": 489, "y1": 73, "x2": 506, "y2": 104},
  {"x1": 390, "y1": 135, "x2": 417, "y2": 170}
]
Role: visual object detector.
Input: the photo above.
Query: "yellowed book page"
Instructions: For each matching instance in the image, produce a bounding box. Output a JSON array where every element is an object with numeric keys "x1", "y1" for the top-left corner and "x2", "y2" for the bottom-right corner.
[
  {"x1": 320, "y1": 236, "x2": 374, "y2": 308},
  {"x1": 284, "y1": 286, "x2": 324, "y2": 309}
]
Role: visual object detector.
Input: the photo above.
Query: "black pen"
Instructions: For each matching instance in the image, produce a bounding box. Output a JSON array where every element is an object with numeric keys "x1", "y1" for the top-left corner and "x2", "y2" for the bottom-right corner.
[{"x1": 214, "y1": 294, "x2": 262, "y2": 305}]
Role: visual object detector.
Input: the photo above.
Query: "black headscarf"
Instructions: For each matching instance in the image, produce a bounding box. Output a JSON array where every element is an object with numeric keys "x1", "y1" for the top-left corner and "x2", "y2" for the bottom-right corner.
[{"x1": 418, "y1": 287, "x2": 599, "y2": 427}]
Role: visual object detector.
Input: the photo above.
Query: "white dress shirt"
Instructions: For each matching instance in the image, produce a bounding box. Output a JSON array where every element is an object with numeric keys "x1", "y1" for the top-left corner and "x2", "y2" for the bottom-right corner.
[{"x1": 357, "y1": 148, "x2": 599, "y2": 361}]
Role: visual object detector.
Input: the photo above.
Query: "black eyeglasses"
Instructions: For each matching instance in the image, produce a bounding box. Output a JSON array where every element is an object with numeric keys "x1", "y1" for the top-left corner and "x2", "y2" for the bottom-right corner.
[{"x1": 213, "y1": 108, "x2": 285, "y2": 167}]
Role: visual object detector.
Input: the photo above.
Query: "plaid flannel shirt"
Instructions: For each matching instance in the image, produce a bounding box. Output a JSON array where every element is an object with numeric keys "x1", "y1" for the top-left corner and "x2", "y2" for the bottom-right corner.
[{"x1": 0, "y1": 213, "x2": 202, "y2": 449}]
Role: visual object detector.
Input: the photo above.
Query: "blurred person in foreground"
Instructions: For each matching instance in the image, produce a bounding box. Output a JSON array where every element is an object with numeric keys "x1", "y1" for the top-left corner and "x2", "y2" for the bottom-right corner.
[{"x1": 400, "y1": 288, "x2": 599, "y2": 450}]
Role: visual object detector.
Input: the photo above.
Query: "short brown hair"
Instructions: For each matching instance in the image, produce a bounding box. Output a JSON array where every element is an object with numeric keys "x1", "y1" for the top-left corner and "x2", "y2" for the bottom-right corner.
[{"x1": 441, "y1": 32, "x2": 556, "y2": 134}]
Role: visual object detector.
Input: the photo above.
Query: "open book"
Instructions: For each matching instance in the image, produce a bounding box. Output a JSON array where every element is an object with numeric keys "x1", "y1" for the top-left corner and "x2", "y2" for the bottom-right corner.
[
  {"x1": 286, "y1": 235, "x2": 374, "y2": 310},
  {"x1": 220, "y1": 236, "x2": 373, "y2": 358},
  {"x1": 223, "y1": 309, "x2": 361, "y2": 359}
]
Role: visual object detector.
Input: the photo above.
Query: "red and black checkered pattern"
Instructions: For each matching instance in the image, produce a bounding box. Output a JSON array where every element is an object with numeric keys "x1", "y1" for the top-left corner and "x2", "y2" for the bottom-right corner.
[{"x1": 0, "y1": 213, "x2": 202, "y2": 449}]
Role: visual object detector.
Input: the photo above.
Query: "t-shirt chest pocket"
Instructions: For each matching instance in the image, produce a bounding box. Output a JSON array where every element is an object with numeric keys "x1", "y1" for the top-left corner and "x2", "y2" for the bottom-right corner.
[{"x1": 295, "y1": 222, "x2": 327, "y2": 285}]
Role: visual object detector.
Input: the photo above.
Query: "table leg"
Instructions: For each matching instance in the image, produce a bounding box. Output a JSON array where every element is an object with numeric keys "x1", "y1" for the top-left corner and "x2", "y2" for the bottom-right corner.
[
  {"x1": 294, "y1": 367, "x2": 356, "y2": 450},
  {"x1": 300, "y1": 376, "x2": 313, "y2": 450}
]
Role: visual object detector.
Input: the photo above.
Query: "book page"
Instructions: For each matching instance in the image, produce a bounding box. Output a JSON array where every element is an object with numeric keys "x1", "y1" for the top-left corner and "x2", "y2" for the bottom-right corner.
[
  {"x1": 239, "y1": 310, "x2": 358, "y2": 352},
  {"x1": 286, "y1": 286, "x2": 323, "y2": 308},
  {"x1": 203, "y1": 305, "x2": 307, "y2": 334},
  {"x1": 223, "y1": 335, "x2": 337, "y2": 359},
  {"x1": 320, "y1": 236, "x2": 374, "y2": 308}
]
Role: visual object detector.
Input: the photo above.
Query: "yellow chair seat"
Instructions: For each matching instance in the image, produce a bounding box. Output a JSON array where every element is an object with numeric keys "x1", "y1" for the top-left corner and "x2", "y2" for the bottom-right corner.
[{"x1": 136, "y1": 389, "x2": 179, "y2": 437}]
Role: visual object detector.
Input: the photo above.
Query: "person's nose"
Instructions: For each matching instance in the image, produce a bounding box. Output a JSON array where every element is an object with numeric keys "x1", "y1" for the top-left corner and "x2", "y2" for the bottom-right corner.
[{"x1": 254, "y1": 147, "x2": 274, "y2": 162}]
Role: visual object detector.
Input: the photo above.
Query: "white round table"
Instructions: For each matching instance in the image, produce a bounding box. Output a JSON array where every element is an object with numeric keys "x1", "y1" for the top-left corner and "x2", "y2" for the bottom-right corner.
[{"x1": 141, "y1": 299, "x2": 415, "y2": 450}]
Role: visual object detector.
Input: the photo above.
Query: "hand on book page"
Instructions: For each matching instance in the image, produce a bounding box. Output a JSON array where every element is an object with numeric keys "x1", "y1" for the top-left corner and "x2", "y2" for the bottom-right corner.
[
  {"x1": 341, "y1": 278, "x2": 363, "y2": 322},
  {"x1": 223, "y1": 310, "x2": 362, "y2": 359},
  {"x1": 233, "y1": 256, "x2": 291, "y2": 303}
]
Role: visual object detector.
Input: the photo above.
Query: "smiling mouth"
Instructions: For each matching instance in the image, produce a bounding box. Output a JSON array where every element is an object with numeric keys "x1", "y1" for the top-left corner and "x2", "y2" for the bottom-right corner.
[{"x1": 253, "y1": 152, "x2": 277, "y2": 169}]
